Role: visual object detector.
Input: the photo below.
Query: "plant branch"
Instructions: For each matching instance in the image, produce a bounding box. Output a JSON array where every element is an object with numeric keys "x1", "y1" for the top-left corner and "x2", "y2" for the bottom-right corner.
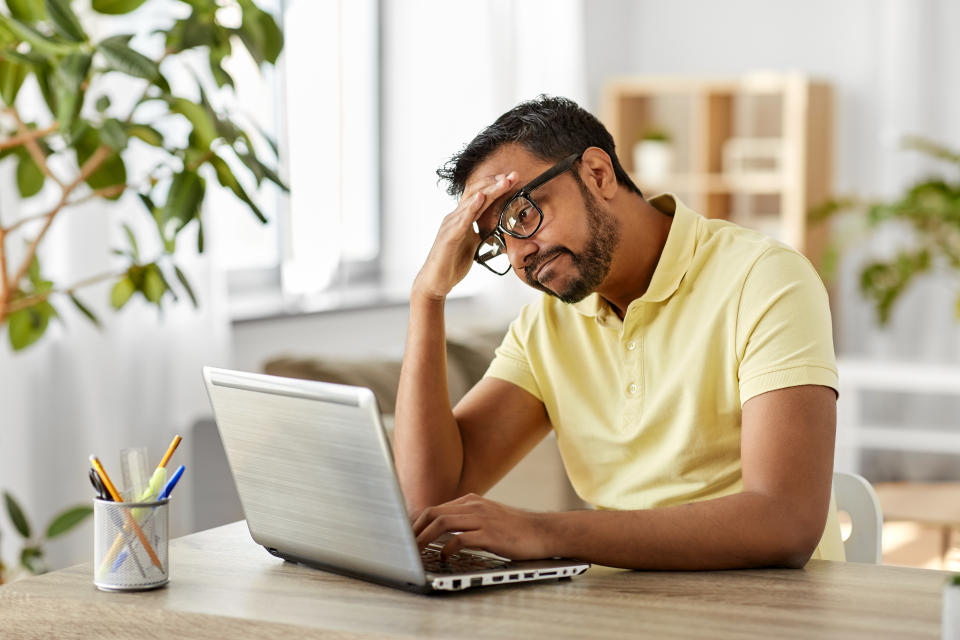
[
  {"x1": 4, "y1": 108, "x2": 64, "y2": 188},
  {"x1": 3, "y1": 268, "x2": 127, "y2": 315},
  {"x1": 0, "y1": 123, "x2": 59, "y2": 151},
  {"x1": 7, "y1": 145, "x2": 114, "y2": 296},
  {"x1": 67, "y1": 184, "x2": 128, "y2": 206},
  {"x1": 4, "y1": 183, "x2": 129, "y2": 236}
]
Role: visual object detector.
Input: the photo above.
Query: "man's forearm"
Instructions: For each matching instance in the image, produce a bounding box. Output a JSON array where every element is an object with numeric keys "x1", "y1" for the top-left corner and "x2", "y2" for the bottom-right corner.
[
  {"x1": 540, "y1": 491, "x2": 826, "y2": 570},
  {"x1": 393, "y1": 290, "x2": 466, "y2": 511}
]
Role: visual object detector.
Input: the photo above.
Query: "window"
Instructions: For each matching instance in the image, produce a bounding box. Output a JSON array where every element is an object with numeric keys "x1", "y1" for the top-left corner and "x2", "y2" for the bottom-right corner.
[{"x1": 209, "y1": 0, "x2": 381, "y2": 306}]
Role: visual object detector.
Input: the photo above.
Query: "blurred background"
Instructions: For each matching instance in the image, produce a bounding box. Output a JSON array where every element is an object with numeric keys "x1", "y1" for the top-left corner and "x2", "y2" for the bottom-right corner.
[{"x1": 2, "y1": 0, "x2": 960, "y2": 577}]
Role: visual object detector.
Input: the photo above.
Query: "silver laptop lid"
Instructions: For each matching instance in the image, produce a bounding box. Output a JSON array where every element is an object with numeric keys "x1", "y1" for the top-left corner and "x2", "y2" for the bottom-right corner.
[{"x1": 202, "y1": 366, "x2": 426, "y2": 587}]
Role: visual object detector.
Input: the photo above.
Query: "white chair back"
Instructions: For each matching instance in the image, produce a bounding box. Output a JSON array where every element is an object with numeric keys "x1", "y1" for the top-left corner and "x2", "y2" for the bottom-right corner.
[{"x1": 833, "y1": 471, "x2": 883, "y2": 563}]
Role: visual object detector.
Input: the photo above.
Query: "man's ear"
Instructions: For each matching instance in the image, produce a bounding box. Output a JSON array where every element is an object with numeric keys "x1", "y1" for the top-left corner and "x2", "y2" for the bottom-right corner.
[{"x1": 579, "y1": 147, "x2": 618, "y2": 200}]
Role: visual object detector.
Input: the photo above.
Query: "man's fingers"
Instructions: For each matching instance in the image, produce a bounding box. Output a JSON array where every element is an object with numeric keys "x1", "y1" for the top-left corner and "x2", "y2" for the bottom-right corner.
[
  {"x1": 458, "y1": 172, "x2": 519, "y2": 220},
  {"x1": 415, "y1": 513, "x2": 482, "y2": 548}
]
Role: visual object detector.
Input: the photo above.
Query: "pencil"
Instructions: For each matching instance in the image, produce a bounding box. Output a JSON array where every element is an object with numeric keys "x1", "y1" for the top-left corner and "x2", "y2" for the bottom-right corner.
[
  {"x1": 157, "y1": 434, "x2": 182, "y2": 469},
  {"x1": 90, "y1": 455, "x2": 164, "y2": 572}
]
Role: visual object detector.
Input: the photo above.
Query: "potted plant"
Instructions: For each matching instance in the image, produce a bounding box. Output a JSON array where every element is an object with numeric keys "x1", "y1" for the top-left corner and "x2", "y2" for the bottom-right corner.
[
  {"x1": 0, "y1": 0, "x2": 286, "y2": 351},
  {"x1": 812, "y1": 136, "x2": 960, "y2": 325},
  {"x1": 632, "y1": 127, "x2": 673, "y2": 184}
]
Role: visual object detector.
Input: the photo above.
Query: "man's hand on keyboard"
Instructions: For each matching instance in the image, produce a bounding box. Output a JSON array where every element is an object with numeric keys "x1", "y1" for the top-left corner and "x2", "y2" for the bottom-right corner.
[{"x1": 410, "y1": 493, "x2": 554, "y2": 561}]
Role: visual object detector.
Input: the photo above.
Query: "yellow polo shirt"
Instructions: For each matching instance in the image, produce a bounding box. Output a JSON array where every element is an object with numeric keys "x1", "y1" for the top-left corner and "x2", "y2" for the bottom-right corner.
[{"x1": 485, "y1": 194, "x2": 844, "y2": 561}]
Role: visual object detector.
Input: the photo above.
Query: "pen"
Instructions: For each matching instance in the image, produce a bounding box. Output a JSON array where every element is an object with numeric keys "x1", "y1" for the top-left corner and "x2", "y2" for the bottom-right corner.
[
  {"x1": 158, "y1": 465, "x2": 185, "y2": 500},
  {"x1": 90, "y1": 455, "x2": 164, "y2": 572}
]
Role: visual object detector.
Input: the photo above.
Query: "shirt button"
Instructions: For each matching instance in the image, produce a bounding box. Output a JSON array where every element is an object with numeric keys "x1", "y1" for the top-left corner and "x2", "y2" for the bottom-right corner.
[
  {"x1": 626, "y1": 341, "x2": 638, "y2": 351},
  {"x1": 627, "y1": 382, "x2": 639, "y2": 396}
]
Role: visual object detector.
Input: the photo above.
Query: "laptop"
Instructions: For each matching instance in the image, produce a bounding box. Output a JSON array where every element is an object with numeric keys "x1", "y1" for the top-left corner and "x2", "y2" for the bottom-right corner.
[{"x1": 201, "y1": 366, "x2": 590, "y2": 593}]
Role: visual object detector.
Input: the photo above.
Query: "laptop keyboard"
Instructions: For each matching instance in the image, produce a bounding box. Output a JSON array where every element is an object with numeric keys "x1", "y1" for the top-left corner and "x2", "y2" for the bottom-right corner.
[{"x1": 421, "y1": 546, "x2": 509, "y2": 574}]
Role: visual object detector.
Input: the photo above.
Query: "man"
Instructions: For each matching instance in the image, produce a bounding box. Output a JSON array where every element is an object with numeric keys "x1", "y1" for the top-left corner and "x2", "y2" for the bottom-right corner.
[{"x1": 393, "y1": 95, "x2": 843, "y2": 570}]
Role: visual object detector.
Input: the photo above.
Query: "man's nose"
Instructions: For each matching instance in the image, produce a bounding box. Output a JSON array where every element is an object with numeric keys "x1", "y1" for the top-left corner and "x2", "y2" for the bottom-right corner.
[{"x1": 504, "y1": 235, "x2": 540, "y2": 271}]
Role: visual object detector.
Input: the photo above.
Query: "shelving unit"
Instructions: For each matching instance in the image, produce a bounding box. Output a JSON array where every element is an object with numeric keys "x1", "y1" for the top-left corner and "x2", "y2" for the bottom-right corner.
[{"x1": 603, "y1": 72, "x2": 833, "y2": 267}]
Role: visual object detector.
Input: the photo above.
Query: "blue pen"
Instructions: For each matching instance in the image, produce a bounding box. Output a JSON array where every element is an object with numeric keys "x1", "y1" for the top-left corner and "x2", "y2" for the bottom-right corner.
[
  {"x1": 158, "y1": 464, "x2": 185, "y2": 500},
  {"x1": 112, "y1": 550, "x2": 128, "y2": 572}
]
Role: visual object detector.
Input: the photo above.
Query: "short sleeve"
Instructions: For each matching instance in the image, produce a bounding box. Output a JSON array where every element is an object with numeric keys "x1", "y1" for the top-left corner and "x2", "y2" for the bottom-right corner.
[
  {"x1": 736, "y1": 247, "x2": 839, "y2": 405},
  {"x1": 483, "y1": 304, "x2": 543, "y2": 401}
]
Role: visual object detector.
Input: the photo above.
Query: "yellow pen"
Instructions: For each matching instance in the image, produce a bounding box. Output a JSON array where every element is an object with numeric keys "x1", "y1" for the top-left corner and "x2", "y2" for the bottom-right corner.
[{"x1": 90, "y1": 455, "x2": 164, "y2": 572}]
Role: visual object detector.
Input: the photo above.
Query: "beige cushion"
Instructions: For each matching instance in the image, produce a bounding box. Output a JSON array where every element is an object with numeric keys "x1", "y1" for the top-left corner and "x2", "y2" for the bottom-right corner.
[{"x1": 262, "y1": 328, "x2": 506, "y2": 415}]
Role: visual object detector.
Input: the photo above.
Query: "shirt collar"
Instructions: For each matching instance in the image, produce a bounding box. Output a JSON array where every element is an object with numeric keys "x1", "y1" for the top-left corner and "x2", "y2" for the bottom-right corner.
[{"x1": 571, "y1": 193, "x2": 699, "y2": 318}]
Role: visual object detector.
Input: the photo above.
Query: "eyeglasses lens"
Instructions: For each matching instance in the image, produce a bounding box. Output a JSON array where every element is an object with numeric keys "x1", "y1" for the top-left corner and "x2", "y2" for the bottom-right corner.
[
  {"x1": 501, "y1": 196, "x2": 541, "y2": 237},
  {"x1": 477, "y1": 234, "x2": 511, "y2": 275}
]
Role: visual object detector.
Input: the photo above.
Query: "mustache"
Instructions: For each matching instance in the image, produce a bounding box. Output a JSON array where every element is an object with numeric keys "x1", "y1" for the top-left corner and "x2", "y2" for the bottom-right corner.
[{"x1": 523, "y1": 246, "x2": 571, "y2": 281}]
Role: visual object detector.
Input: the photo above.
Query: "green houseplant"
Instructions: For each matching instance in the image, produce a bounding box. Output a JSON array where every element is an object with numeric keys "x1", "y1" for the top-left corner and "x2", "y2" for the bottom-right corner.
[
  {"x1": 814, "y1": 136, "x2": 960, "y2": 325},
  {"x1": 0, "y1": 0, "x2": 286, "y2": 351}
]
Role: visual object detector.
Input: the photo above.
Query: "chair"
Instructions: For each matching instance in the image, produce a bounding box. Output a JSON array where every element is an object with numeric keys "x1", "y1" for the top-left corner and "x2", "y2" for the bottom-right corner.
[{"x1": 833, "y1": 471, "x2": 884, "y2": 563}]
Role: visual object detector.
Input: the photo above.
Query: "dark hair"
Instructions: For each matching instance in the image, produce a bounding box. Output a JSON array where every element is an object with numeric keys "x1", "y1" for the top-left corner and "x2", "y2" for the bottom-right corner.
[{"x1": 437, "y1": 95, "x2": 642, "y2": 198}]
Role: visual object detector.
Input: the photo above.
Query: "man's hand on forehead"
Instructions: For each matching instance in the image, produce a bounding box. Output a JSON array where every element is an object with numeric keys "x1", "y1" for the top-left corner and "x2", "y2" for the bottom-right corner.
[{"x1": 463, "y1": 171, "x2": 519, "y2": 235}]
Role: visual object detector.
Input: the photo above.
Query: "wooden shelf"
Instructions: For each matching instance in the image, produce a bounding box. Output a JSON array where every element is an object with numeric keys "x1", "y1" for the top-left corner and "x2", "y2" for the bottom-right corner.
[
  {"x1": 635, "y1": 172, "x2": 787, "y2": 195},
  {"x1": 604, "y1": 73, "x2": 833, "y2": 268}
]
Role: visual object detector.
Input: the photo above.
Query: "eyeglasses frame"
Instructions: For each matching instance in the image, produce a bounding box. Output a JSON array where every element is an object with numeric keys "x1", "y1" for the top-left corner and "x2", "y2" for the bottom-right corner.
[{"x1": 473, "y1": 151, "x2": 584, "y2": 275}]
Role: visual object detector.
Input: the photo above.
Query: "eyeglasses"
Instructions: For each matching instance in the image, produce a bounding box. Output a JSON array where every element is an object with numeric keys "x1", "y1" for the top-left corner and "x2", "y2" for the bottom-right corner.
[{"x1": 474, "y1": 152, "x2": 583, "y2": 275}]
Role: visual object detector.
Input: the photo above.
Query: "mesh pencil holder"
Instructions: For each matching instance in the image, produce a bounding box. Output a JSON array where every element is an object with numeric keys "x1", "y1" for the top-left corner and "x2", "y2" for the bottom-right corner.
[{"x1": 93, "y1": 497, "x2": 169, "y2": 591}]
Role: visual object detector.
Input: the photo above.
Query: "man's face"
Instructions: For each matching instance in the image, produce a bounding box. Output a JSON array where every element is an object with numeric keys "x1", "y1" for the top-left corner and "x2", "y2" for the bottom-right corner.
[{"x1": 468, "y1": 145, "x2": 621, "y2": 303}]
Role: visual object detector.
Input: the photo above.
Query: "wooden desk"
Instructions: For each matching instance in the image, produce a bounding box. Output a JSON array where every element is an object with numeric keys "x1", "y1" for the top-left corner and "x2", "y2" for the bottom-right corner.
[{"x1": 0, "y1": 521, "x2": 950, "y2": 639}]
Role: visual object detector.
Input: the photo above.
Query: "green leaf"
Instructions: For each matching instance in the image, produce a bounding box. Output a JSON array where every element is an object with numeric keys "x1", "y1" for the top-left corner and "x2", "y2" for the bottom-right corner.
[
  {"x1": 97, "y1": 35, "x2": 159, "y2": 82},
  {"x1": 121, "y1": 222, "x2": 140, "y2": 260},
  {"x1": 3, "y1": 491, "x2": 31, "y2": 538},
  {"x1": 125, "y1": 123, "x2": 163, "y2": 147},
  {"x1": 237, "y1": 149, "x2": 286, "y2": 191},
  {"x1": 159, "y1": 170, "x2": 205, "y2": 242},
  {"x1": 53, "y1": 52, "x2": 90, "y2": 133},
  {"x1": 100, "y1": 118, "x2": 127, "y2": 152},
  {"x1": 20, "y1": 546, "x2": 46, "y2": 574},
  {"x1": 68, "y1": 292, "x2": 102, "y2": 328},
  {"x1": 141, "y1": 263, "x2": 166, "y2": 304},
  {"x1": 16, "y1": 151, "x2": 44, "y2": 197},
  {"x1": 235, "y1": 0, "x2": 282, "y2": 66},
  {"x1": 110, "y1": 276, "x2": 135, "y2": 309},
  {"x1": 174, "y1": 264, "x2": 198, "y2": 307},
  {"x1": 91, "y1": 0, "x2": 148, "y2": 15},
  {"x1": 44, "y1": 0, "x2": 87, "y2": 42},
  {"x1": 7, "y1": 301, "x2": 54, "y2": 350},
  {"x1": 208, "y1": 48, "x2": 234, "y2": 89},
  {"x1": 45, "y1": 504, "x2": 93, "y2": 538},
  {"x1": 170, "y1": 97, "x2": 217, "y2": 150},
  {"x1": 7, "y1": 0, "x2": 48, "y2": 23},
  {"x1": 27, "y1": 254, "x2": 40, "y2": 284},
  {"x1": 166, "y1": 18, "x2": 217, "y2": 52},
  {"x1": 0, "y1": 58, "x2": 28, "y2": 105},
  {"x1": 33, "y1": 61, "x2": 57, "y2": 116},
  {"x1": 209, "y1": 153, "x2": 266, "y2": 223},
  {"x1": 0, "y1": 14, "x2": 77, "y2": 56},
  {"x1": 74, "y1": 126, "x2": 126, "y2": 198}
]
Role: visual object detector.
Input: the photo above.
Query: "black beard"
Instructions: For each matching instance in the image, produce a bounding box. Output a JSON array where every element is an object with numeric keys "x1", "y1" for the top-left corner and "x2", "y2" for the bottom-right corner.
[{"x1": 523, "y1": 182, "x2": 620, "y2": 304}]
